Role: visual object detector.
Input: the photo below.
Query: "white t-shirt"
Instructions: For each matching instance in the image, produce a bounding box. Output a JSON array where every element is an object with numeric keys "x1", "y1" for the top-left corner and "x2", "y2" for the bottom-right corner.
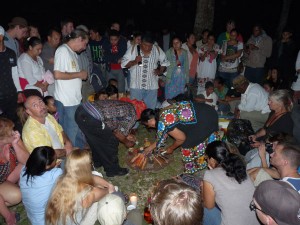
[
  {"x1": 43, "y1": 118, "x2": 63, "y2": 149},
  {"x1": 54, "y1": 44, "x2": 82, "y2": 106},
  {"x1": 198, "y1": 90, "x2": 218, "y2": 110},
  {"x1": 238, "y1": 83, "x2": 270, "y2": 114}
]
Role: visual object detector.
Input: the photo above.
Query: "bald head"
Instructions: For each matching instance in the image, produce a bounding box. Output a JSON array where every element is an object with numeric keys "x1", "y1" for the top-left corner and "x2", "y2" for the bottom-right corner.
[{"x1": 25, "y1": 95, "x2": 48, "y2": 123}]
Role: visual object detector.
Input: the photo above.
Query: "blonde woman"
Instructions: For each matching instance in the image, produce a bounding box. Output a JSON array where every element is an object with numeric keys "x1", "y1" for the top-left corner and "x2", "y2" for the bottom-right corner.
[{"x1": 46, "y1": 149, "x2": 115, "y2": 225}]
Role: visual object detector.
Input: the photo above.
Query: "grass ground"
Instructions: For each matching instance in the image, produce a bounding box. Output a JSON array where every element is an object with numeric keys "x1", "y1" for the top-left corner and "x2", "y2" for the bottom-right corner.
[{"x1": 5, "y1": 126, "x2": 185, "y2": 225}]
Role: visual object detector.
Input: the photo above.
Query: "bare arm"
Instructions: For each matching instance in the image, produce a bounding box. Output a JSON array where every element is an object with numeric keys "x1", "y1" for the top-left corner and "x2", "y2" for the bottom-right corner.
[
  {"x1": 54, "y1": 70, "x2": 87, "y2": 80},
  {"x1": 92, "y1": 175, "x2": 115, "y2": 193},
  {"x1": 82, "y1": 187, "x2": 109, "y2": 208},
  {"x1": 62, "y1": 131, "x2": 73, "y2": 154},
  {"x1": 11, "y1": 131, "x2": 29, "y2": 164},
  {"x1": 166, "y1": 128, "x2": 186, "y2": 153},
  {"x1": 203, "y1": 180, "x2": 216, "y2": 209}
]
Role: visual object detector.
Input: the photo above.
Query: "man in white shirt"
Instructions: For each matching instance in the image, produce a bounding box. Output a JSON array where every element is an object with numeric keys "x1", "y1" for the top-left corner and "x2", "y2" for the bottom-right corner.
[
  {"x1": 53, "y1": 29, "x2": 88, "y2": 148},
  {"x1": 121, "y1": 33, "x2": 170, "y2": 109},
  {"x1": 233, "y1": 75, "x2": 270, "y2": 131}
]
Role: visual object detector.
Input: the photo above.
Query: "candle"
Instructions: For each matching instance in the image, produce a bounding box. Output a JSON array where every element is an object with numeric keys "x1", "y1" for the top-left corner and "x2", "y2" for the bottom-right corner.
[{"x1": 129, "y1": 193, "x2": 138, "y2": 207}]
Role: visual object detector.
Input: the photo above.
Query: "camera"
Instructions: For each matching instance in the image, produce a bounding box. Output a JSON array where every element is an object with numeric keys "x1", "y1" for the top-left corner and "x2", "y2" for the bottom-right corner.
[{"x1": 265, "y1": 142, "x2": 273, "y2": 154}]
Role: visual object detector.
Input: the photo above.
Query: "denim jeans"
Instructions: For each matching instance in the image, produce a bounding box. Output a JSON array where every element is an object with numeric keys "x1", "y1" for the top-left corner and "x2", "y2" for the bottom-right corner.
[
  {"x1": 244, "y1": 67, "x2": 265, "y2": 84},
  {"x1": 130, "y1": 88, "x2": 157, "y2": 109},
  {"x1": 203, "y1": 207, "x2": 221, "y2": 225},
  {"x1": 108, "y1": 69, "x2": 126, "y2": 93},
  {"x1": 218, "y1": 71, "x2": 238, "y2": 89},
  {"x1": 55, "y1": 100, "x2": 81, "y2": 148}
]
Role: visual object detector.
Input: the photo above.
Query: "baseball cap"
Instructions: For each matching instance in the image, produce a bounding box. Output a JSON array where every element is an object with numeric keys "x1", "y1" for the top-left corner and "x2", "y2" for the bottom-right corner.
[
  {"x1": 232, "y1": 75, "x2": 248, "y2": 89},
  {"x1": 97, "y1": 193, "x2": 126, "y2": 225},
  {"x1": 253, "y1": 180, "x2": 300, "y2": 225},
  {"x1": 0, "y1": 26, "x2": 4, "y2": 36},
  {"x1": 8, "y1": 17, "x2": 28, "y2": 27}
]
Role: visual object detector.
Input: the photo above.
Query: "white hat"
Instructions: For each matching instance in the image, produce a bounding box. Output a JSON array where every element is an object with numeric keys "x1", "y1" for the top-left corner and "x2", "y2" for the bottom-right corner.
[
  {"x1": 97, "y1": 193, "x2": 126, "y2": 225},
  {"x1": 0, "y1": 26, "x2": 5, "y2": 36}
]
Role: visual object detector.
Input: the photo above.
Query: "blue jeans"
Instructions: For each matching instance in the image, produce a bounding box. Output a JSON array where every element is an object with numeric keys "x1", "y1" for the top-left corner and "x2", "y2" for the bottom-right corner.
[
  {"x1": 108, "y1": 69, "x2": 126, "y2": 93},
  {"x1": 130, "y1": 88, "x2": 157, "y2": 109},
  {"x1": 203, "y1": 207, "x2": 221, "y2": 225},
  {"x1": 244, "y1": 66, "x2": 265, "y2": 84},
  {"x1": 218, "y1": 71, "x2": 238, "y2": 89},
  {"x1": 55, "y1": 100, "x2": 83, "y2": 148}
]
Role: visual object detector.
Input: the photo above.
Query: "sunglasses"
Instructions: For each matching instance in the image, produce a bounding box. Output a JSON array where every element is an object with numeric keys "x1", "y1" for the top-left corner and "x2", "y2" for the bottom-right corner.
[{"x1": 250, "y1": 200, "x2": 277, "y2": 223}]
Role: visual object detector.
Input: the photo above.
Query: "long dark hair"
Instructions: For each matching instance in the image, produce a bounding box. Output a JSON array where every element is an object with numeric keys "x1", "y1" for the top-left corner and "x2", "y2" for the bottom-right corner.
[
  {"x1": 206, "y1": 141, "x2": 247, "y2": 184},
  {"x1": 23, "y1": 146, "x2": 56, "y2": 184},
  {"x1": 140, "y1": 108, "x2": 160, "y2": 125}
]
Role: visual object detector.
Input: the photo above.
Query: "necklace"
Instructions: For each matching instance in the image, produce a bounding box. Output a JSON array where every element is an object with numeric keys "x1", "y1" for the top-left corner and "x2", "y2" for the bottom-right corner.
[{"x1": 265, "y1": 111, "x2": 287, "y2": 127}]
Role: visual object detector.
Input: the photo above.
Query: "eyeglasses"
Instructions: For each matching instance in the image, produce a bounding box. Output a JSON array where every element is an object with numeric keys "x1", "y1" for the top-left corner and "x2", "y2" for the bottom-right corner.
[
  {"x1": 249, "y1": 200, "x2": 265, "y2": 213},
  {"x1": 250, "y1": 200, "x2": 277, "y2": 223}
]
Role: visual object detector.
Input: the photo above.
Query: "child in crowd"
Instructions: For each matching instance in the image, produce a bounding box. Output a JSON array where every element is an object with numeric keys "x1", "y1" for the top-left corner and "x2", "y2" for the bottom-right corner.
[
  {"x1": 214, "y1": 77, "x2": 230, "y2": 113},
  {"x1": 195, "y1": 81, "x2": 218, "y2": 110},
  {"x1": 43, "y1": 96, "x2": 58, "y2": 122},
  {"x1": 265, "y1": 67, "x2": 283, "y2": 90},
  {"x1": 108, "y1": 78, "x2": 118, "y2": 89},
  {"x1": 106, "y1": 84, "x2": 119, "y2": 100},
  {"x1": 262, "y1": 80, "x2": 275, "y2": 93}
]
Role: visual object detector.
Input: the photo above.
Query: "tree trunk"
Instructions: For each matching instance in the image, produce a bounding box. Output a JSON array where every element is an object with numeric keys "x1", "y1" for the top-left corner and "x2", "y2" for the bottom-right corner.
[
  {"x1": 193, "y1": 0, "x2": 215, "y2": 39},
  {"x1": 276, "y1": 0, "x2": 293, "y2": 39}
]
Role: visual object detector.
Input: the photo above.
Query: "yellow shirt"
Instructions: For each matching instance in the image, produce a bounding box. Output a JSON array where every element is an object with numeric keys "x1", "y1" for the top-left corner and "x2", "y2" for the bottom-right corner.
[{"x1": 22, "y1": 114, "x2": 64, "y2": 153}]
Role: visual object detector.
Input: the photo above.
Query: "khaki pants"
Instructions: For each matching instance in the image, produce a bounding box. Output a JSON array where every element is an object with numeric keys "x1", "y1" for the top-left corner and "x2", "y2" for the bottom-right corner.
[{"x1": 240, "y1": 110, "x2": 269, "y2": 132}]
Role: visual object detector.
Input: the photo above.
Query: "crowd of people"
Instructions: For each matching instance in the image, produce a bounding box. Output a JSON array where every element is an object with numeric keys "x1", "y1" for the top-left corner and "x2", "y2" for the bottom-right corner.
[{"x1": 0, "y1": 15, "x2": 300, "y2": 225}]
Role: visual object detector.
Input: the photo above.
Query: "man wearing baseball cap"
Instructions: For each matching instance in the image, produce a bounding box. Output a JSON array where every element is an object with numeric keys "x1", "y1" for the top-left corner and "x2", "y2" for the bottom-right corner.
[
  {"x1": 252, "y1": 179, "x2": 300, "y2": 225},
  {"x1": 4, "y1": 16, "x2": 28, "y2": 58}
]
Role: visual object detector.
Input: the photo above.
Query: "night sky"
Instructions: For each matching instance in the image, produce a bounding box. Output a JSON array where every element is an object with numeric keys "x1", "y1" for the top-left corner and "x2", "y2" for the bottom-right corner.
[{"x1": 1, "y1": 0, "x2": 299, "y2": 42}]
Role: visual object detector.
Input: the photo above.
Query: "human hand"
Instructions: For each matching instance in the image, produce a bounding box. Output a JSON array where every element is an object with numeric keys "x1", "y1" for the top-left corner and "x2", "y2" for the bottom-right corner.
[
  {"x1": 64, "y1": 142, "x2": 74, "y2": 155},
  {"x1": 79, "y1": 71, "x2": 88, "y2": 80},
  {"x1": 107, "y1": 183, "x2": 116, "y2": 193},
  {"x1": 12, "y1": 131, "x2": 20, "y2": 145},
  {"x1": 153, "y1": 68, "x2": 161, "y2": 76},
  {"x1": 258, "y1": 144, "x2": 267, "y2": 159},
  {"x1": 143, "y1": 146, "x2": 154, "y2": 156},
  {"x1": 135, "y1": 55, "x2": 142, "y2": 64},
  {"x1": 206, "y1": 99, "x2": 213, "y2": 103},
  {"x1": 249, "y1": 44, "x2": 258, "y2": 50},
  {"x1": 126, "y1": 134, "x2": 136, "y2": 142}
]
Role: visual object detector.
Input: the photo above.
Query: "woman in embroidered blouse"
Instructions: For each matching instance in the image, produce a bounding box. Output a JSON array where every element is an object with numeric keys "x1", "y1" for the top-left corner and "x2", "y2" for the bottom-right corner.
[
  {"x1": 46, "y1": 149, "x2": 115, "y2": 225},
  {"x1": 17, "y1": 37, "x2": 51, "y2": 97},
  {"x1": 141, "y1": 101, "x2": 220, "y2": 174},
  {"x1": 165, "y1": 37, "x2": 189, "y2": 99},
  {"x1": 249, "y1": 89, "x2": 294, "y2": 146},
  {"x1": 0, "y1": 118, "x2": 29, "y2": 225}
]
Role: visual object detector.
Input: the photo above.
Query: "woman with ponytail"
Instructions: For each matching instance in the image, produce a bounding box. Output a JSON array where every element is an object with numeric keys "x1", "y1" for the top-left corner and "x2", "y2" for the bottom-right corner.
[{"x1": 202, "y1": 141, "x2": 259, "y2": 225}]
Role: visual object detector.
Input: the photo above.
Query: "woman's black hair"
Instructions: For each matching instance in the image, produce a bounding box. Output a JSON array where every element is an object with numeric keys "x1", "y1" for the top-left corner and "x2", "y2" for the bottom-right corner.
[
  {"x1": 43, "y1": 95, "x2": 54, "y2": 106},
  {"x1": 140, "y1": 108, "x2": 160, "y2": 125},
  {"x1": 206, "y1": 141, "x2": 247, "y2": 184},
  {"x1": 24, "y1": 36, "x2": 42, "y2": 52},
  {"x1": 105, "y1": 84, "x2": 118, "y2": 97},
  {"x1": 23, "y1": 146, "x2": 56, "y2": 184}
]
